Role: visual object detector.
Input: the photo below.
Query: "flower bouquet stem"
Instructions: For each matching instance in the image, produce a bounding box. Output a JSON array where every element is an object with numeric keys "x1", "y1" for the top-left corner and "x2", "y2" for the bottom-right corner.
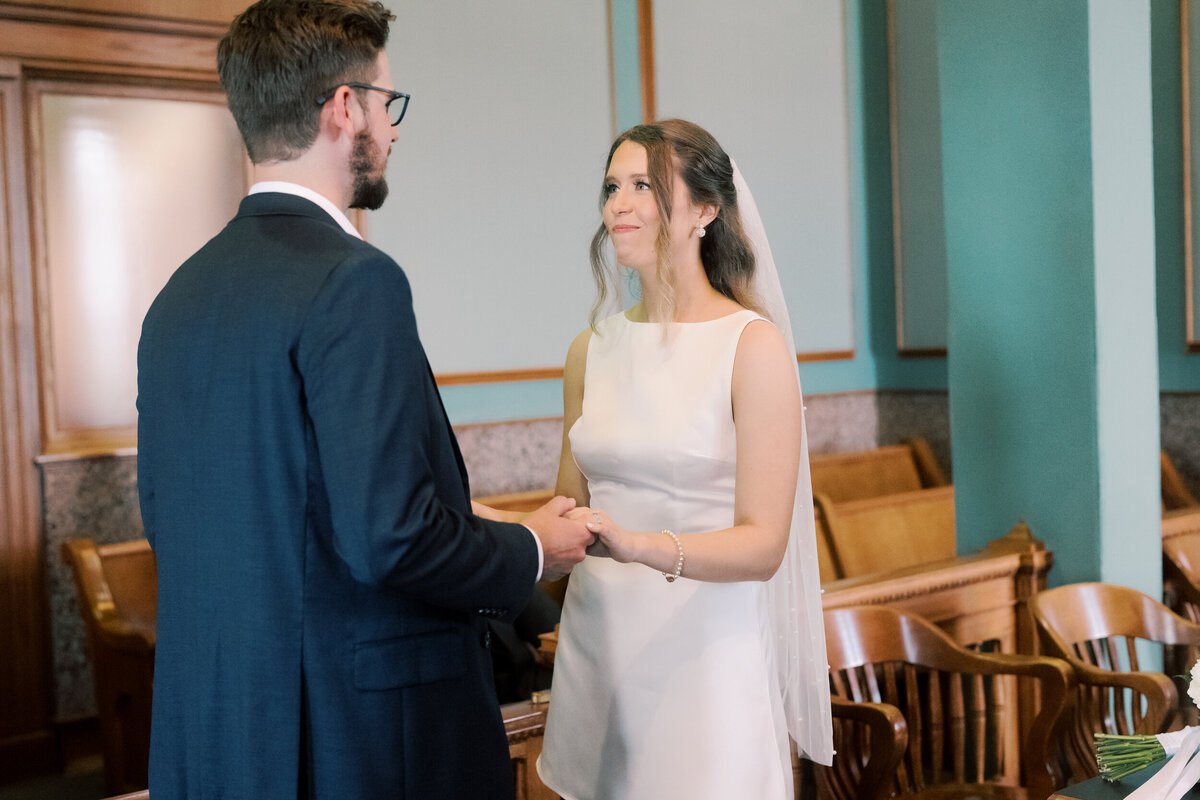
[{"x1": 1095, "y1": 733, "x2": 1168, "y2": 781}]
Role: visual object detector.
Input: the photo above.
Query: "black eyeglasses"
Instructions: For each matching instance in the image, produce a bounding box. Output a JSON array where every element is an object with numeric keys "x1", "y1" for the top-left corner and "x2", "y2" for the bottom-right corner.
[{"x1": 316, "y1": 82, "x2": 411, "y2": 126}]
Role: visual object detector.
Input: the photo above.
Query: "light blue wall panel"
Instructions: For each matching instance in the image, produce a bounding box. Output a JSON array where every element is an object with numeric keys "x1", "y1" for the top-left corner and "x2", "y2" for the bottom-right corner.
[
  {"x1": 1089, "y1": 0, "x2": 1161, "y2": 595},
  {"x1": 652, "y1": 0, "x2": 857, "y2": 358}
]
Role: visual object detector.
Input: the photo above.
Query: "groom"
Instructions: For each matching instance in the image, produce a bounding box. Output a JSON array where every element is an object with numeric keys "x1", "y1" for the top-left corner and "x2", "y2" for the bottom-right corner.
[{"x1": 136, "y1": 0, "x2": 592, "y2": 797}]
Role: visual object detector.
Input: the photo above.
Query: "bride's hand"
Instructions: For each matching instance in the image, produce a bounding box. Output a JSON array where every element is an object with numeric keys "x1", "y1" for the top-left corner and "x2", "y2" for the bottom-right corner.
[
  {"x1": 569, "y1": 507, "x2": 640, "y2": 563},
  {"x1": 566, "y1": 507, "x2": 610, "y2": 557}
]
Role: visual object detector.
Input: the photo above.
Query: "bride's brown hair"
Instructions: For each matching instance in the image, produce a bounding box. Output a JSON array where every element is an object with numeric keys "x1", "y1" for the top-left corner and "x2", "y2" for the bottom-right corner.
[{"x1": 588, "y1": 118, "x2": 762, "y2": 328}]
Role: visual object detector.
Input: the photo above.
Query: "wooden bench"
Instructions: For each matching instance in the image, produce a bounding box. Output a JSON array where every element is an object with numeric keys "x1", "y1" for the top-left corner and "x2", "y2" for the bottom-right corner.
[
  {"x1": 62, "y1": 538, "x2": 156, "y2": 796},
  {"x1": 815, "y1": 485, "x2": 956, "y2": 580},
  {"x1": 809, "y1": 437, "x2": 948, "y2": 503}
]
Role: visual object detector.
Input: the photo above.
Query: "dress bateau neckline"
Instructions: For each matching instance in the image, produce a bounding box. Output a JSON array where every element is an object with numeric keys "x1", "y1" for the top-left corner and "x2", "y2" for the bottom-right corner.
[{"x1": 619, "y1": 307, "x2": 757, "y2": 326}]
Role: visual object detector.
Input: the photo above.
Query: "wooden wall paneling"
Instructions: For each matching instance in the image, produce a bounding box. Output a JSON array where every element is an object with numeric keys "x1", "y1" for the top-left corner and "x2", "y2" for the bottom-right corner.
[
  {"x1": 0, "y1": 7, "x2": 226, "y2": 779},
  {"x1": 0, "y1": 65, "x2": 56, "y2": 779},
  {"x1": 0, "y1": 5, "x2": 222, "y2": 82},
  {"x1": 0, "y1": 0, "x2": 243, "y2": 27}
]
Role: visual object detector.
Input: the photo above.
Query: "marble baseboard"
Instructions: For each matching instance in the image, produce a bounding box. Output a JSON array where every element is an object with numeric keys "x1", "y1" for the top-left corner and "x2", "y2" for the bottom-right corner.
[
  {"x1": 457, "y1": 417, "x2": 562, "y2": 497},
  {"x1": 876, "y1": 390, "x2": 953, "y2": 481}
]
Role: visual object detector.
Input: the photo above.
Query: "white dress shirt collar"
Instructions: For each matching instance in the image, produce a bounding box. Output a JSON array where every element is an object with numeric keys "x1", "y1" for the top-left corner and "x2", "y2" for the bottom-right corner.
[{"x1": 249, "y1": 181, "x2": 362, "y2": 240}]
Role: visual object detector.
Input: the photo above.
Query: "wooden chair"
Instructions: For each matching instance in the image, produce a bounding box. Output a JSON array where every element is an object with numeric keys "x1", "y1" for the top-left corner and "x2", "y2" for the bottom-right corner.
[
  {"x1": 1031, "y1": 582, "x2": 1200, "y2": 784},
  {"x1": 61, "y1": 538, "x2": 156, "y2": 796},
  {"x1": 815, "y1": 486, "x2": 957, "y2": 579},
  {"x1": 810, "y1": 438, "x2": 948, "y2": 504},
  {"x1": 817, "y1": 605, "x2": 1072, "y2": 800},
  {"x1": 1163, "y1": 451, "x2": 1200, "y2": 512}
]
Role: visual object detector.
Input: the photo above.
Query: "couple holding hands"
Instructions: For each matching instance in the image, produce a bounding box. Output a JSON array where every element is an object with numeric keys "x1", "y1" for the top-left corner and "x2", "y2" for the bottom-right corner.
[{"x1": 136, "y1": 1, "x2": 831, "y2": 798}]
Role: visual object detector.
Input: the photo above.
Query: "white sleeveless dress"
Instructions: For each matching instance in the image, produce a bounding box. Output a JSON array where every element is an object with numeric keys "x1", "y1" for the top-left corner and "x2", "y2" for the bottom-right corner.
[{"x1": 537, "y1": 309, "x2": 793, "y2": 800}]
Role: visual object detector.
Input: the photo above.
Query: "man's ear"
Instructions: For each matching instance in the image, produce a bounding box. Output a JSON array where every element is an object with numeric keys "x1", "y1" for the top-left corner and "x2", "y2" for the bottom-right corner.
[{"x1": 319, "y1": 85, "x2": 361, "y2": 141}]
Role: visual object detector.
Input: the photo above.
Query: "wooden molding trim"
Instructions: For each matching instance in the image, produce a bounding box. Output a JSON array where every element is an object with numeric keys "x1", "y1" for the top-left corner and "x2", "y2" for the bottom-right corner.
[
  {"x1": 435, "y1": 367, "x2": 564, "y2": 386},
  {"x1": 0, "y1": 3, "x2": 227, "y2": 37},
  {"x1": 436, "y1": 349, "x2": 857, "y2": 386},
  {"x1": 0, "y1": 72, "x2": 54, "y2": 782},
  {"x1": 0, "y1": 5, "x2": 222, "y2": 78},
  {"x1": 797, "y1": 349, "x2": 855, "y2": 363},
  {"x1": 637, "y1": 0, "x2": 654, "y2": 123}
]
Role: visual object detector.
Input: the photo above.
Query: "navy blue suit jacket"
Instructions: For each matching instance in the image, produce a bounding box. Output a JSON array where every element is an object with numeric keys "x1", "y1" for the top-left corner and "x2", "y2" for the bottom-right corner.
[{"x1": 137, "y1": 192, "x2": 538, "y2": 798}]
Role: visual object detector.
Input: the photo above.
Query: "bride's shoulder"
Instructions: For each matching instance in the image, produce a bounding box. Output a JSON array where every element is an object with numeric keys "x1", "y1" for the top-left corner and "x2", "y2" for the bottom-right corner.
[
  {"x1": 564, "y1": 327, "x2": 592, "y2": 374},
  {"x1": 734, "y1": 314, "x2": 791, "y2": 364}
]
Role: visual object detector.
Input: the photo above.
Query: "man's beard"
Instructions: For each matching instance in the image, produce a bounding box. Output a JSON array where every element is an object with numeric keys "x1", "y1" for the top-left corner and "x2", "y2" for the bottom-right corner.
[{"x1": 349, "y1": 129, "x2": 389, "y2": 211}]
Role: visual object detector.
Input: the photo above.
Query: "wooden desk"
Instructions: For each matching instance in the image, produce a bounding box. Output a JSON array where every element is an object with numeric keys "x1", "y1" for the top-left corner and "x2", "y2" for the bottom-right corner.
[{"x1": 1050, "y1": 762, "x2": 1200, "y2": 799}]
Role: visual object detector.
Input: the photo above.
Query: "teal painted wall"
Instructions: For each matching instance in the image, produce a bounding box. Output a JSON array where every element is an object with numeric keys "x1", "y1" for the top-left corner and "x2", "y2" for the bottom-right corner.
[
  {"x1": 938, "y1": 3, "x2": 1102, "y2": 571},
  {"x1": 937, "y1": 1, "x2": 1160, "y2": 596}
]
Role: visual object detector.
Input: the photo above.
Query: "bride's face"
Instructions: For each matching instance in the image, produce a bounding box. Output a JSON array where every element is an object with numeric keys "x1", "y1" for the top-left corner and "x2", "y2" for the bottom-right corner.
[{"x1": 602, "y1": 141, "x2": 697, "y2": 272}]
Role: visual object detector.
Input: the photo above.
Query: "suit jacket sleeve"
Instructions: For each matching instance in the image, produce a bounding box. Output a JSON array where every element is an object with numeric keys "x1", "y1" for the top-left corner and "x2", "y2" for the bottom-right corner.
[{"x1": 297, "y1": 248, "x2": 537, "y2": 613}]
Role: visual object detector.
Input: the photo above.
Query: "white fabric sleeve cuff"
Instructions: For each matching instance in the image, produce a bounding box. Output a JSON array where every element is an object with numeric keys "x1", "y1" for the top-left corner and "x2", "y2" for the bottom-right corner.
[{"x1": 522, "y1": 524, "x2": 544, "y2": 582}]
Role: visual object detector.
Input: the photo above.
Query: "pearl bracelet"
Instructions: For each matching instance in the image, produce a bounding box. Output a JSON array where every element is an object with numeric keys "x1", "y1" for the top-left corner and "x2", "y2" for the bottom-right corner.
[{"x1": 661, "y1": 529, "x2": 684, "y2": 582}]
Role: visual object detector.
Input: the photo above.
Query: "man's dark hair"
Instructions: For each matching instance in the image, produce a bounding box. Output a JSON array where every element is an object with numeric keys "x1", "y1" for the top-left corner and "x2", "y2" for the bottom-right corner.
[{"x1": 217, "y1": 0, "x2": 394, "y2": 164}]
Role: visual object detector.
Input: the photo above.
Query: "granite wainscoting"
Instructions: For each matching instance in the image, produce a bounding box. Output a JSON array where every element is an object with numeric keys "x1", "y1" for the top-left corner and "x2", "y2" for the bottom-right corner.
[
  {"x1": 1163, "y1": 392, "x2": 1200, "y2": 500},
  {"x1": 38, "y1": 452, "x2": 142, "y2": 722}
]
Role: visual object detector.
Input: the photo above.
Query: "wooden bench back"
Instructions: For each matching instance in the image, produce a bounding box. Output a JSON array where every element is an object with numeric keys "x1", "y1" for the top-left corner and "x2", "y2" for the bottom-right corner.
[
  {"x1": 62, "y1": 538, "x2": 157, "y2": 652},
  {"x1": 816, "y1": 486, "x2": 956, "y2": 580},
  {"x1": 62, "y1": 538, "x2": 157, "y2": 794},
  {"x1": 1163, "y1": 451, "x2": 1200, "y2": 511},
  {"x1": 810, "y1": 438, "x2": 947, "y2": 503}
]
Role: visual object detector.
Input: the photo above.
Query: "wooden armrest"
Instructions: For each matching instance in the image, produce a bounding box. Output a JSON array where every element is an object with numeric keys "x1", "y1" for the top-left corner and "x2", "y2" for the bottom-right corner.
[{"x1": 829, "y1": 696, "x2": 908, "y2": 797}]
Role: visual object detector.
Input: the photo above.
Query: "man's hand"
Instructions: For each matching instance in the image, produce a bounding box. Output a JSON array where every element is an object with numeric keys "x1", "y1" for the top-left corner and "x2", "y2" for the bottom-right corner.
[{"x1": 523, "y1": 495, "x2": 594, "y2": 580}]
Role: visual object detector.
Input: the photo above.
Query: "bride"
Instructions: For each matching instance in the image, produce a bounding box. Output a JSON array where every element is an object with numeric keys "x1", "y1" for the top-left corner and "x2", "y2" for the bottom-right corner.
[{"x1": 536, "y1": 118, "x2": 833, "y2": 799}]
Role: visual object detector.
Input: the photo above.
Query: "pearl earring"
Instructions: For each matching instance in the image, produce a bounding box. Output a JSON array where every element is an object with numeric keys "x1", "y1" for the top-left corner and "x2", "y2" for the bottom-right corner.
[{"x1": 696, "y1": 226, "x2": 706, "y2": 238}]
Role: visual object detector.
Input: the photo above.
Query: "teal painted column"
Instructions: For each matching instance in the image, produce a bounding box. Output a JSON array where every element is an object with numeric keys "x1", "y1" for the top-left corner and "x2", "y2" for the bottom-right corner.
[{"x1": 938, "y1": 2, "x2": 1160, "y2": 593}]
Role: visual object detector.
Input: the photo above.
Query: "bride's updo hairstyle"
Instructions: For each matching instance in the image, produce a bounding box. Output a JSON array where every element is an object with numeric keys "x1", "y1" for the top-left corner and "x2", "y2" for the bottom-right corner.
[{"x1": 589, "y1": 118, "x2": 763, "y2": 328}]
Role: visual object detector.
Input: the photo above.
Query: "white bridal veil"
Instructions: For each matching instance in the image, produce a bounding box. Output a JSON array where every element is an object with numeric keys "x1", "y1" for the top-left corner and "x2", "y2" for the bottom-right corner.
[{"x1": 732, "y1": 160, "x2": 834, "y2": 765}]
